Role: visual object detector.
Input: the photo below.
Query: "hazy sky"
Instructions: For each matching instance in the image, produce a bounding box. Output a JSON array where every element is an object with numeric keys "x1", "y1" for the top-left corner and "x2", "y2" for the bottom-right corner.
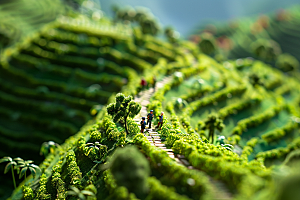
[{"x1": 99, "y1": 0, "x2": 299, "y2": 37}]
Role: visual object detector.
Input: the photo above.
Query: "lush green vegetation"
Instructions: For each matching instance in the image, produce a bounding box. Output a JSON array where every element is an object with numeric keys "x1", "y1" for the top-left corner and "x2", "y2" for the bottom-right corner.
[
  {"x1": 190, "y1": 6, "x2": 300, "y2": 77},
  {"x1": 1, "y1": 2, "x2": 300, "y2": 200}
]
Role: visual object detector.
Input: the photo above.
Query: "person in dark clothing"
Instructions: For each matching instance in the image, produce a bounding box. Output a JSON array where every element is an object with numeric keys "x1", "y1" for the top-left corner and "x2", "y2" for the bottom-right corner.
[
  {"x1": 147, "y1": 110, "x2": 154, "y2": 129},
  {"x1": 156, "y1": 112, "x2": 164, "y2": 130},
  {"x1": 140, "y1": 117, "x2": 146, "y2": 133}
]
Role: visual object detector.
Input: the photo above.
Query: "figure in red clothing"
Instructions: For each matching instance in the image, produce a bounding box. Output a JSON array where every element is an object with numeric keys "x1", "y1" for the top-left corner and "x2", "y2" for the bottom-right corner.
[{"x1": 141, "y1": 78, "x2": 147, "y2": 90}]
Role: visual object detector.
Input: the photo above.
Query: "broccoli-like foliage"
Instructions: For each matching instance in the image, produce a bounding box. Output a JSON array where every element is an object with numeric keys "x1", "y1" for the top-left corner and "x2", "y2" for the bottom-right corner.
[
  {"x1": 276, "y1": 53, "x2": 299, "y2": 72},
  {"x1": 107, "y1": 93, "x2": 141, "y2": 135},
  {"x1": 202, "y1": 114, "x2": 224, "y2": 144},
  {"x1": 110, "y1": 145, "x2": 150, "y2": 198},
  {"x1": 251, "y1": 39, "x2": 282, "y2": 61},
  {"x1": 198, "y1": 33, "x2": 217, "y2": 55}
]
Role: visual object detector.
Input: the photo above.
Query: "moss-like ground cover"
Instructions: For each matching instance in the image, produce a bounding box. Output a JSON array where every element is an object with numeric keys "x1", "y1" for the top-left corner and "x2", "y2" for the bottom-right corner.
[{"x1": 1, "y1": 3, "x2": 300, "y2": 200}]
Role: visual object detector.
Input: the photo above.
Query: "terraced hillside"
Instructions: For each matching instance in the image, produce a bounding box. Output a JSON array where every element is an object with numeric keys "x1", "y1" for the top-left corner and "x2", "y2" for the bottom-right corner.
[
  {"x1": 0, "y1": 15, "x2": 198, "y2": 198},
  {"x1": 1, "y1": 3, "x2": 300, "y2": 200},
  {"x1": 4, "y1": 15, "x2": 300, "y2": 199},
  {"x1": 0, "y1": 0, "x2": 66, "y2": 48},
  {"x1": 190, "y1": 6, "x2": 300, "y2": 67}
]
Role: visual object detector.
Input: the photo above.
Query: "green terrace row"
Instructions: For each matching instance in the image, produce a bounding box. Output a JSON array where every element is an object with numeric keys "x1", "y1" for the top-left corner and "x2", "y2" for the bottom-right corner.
[
  {"x1": 20, "y1": 43, "x2": 151, "y2": 72},
  {"x1": 0, "y1": 77, "x2": 96, "y2": 112},
  {"x1": 0, "y1": 64, "x2": 113, "y2": 102},
  {"x1": 17, "y1": 111, "x2": 211, "y2": 200},
  {"x1": 0, "y1": 106, "x2": 77, "y2": 137},
  {"x1": 157, "y1": 116, "x2": 272, "y2": 199},
  {"x1": 0, "y1": 89, "x2": 89, "y2": 125},
  {"x1": 154, "y1": 57, "x2": 300, "y2": 150},
  {"x1": 10, "y1": 54, "x2": 126, "y2": 88}
]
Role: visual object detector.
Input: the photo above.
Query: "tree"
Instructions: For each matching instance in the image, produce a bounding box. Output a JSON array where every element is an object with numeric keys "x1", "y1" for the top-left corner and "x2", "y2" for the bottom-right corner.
[
  {"x1": 107, "y1": 93, "x2": 141, "y2": 135},
  {"x1": 198, "y1": 33, "x2": 217, "y2": 55},
  {"x1": 276, "y1": 53, "x2": 299, "y2": 72},
  {"x1": 110, "y1": 145, "x2": 150, "y2": 198},
  {"x1": 251, "y1": 39, "x2": 281, "y2": 61},
  {"x1": 0, "y1": 157, "x2": 18, "y2": 189},
  {"x1": 14, "y1": 158, "x2": 40, "y2": 180},
  {"x1": 164, "y1": 26, "x2": 179, "y2": 43},
  {"x1": 134, "y1": 7, "x2": 148, "y2": 23},
  {"x1": 202, "y1": 114, "x2": 224, "y2": 144},
  {"x1": 139, "y1": 17, "x2": 160, "y2": 36}
]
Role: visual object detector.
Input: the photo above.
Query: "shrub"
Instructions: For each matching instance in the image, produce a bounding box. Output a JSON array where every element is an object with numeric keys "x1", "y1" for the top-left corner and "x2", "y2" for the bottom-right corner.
[
  {"x1": 276, "y1": 53, "x2": 299, "y2": 72},
  {"x1": 110, "y1": 145, "x2": 150, "y2": 198}
]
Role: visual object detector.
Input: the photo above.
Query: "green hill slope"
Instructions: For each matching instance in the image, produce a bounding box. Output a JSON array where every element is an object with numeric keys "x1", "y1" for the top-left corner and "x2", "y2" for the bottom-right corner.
[
  {"x1": 1, "y1": 4, "x2": 300, "y2": 200},
  {"x1": 0, "y1": 13, "x2": 197, "y2": 198},
  {"x1": 0, "y1": 0, "x2": 67, "y2": 49},
  {"x1": 4, "y1": 14, "x2": 300, "y2": 200},
  {"x1": 190, "y1": 6, "x2": 300, "y2": 71}
]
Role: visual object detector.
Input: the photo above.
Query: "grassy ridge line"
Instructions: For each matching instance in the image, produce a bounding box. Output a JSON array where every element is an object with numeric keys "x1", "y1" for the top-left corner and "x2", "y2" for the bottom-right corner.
[
  {"x1": 134, "y1": 133, "x2": 213, "y2": 200},
  {"x1": 0, "y1": 78, "x2": 97, "y2": 111},
  {"x1": 11, "y1": 52, "x2": 126, "y2": 87},
  {"x1": 0, "y1": 124, "x2": 61, "y2": 144},
  {"x1": 261, "y1": 121, "x2": 299, "y2": 143},
  {"x1": 0, "y1": 106, "x2": 78, "y2": 136},
  {"x1": 256, "y1": 136, "x2": 300, "y2": 162},
  {"x1": 0, "y1": 90, "x2": 90, "y2": 123},
  {"x1": 183, "y1": 85, "x2": 247, "y2": 116},
  {"x1": 0, "y1": 0, "x2": 65, "y2": 45},
  {"x1": 231, "y1": 96, "x2": 286, "y2": 135},
  {"x1": 0, "y1": 15, "x2": 130, "y2": 65},
  {"x1": 0, "y1": 64, "x2": 113, "y2": 101},
  {"x1": 56, "y1": 17, "x2": 132, "y2": 39},
  {"x1": 218, "y1": 97, "x2": 261, "y2": 119},
  {"x1": 173, "y1": 140, "x2": 271, "y2": 197}
]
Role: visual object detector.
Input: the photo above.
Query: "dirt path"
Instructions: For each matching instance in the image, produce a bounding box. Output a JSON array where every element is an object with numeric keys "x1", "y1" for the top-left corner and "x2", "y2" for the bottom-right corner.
[{"x1": 133, "y1": 76, "x2": 233, "y2": 200}]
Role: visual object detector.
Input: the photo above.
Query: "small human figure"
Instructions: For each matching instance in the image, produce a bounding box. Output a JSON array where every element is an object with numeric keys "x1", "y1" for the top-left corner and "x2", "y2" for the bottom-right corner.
[
  {"x1": 141, "y1": 78, "x2": 147, "y2": 90},
  {"x1": 140, "y1": 117, "x2": 146, "y2": 134},
  {"x1": 156, "y1": 112, "x2": 164, "y2": 130},
  {"x1": 147, "y1": 110, "x2": 154, "y2": 129},
  {"x1": 217, "y1": 135, "x2": 225, "y2": 145}
]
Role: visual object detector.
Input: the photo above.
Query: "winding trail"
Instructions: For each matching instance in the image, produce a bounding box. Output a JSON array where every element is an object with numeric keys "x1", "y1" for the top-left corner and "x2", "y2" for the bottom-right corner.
[{"x1": 133, "y1": 76, "x2": 232, "y2": 200}]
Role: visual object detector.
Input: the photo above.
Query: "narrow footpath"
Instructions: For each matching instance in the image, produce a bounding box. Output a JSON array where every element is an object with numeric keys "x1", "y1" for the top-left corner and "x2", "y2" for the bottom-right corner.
[{"x1": 133, "y1": 76, "x2": 232, "y2": 200}]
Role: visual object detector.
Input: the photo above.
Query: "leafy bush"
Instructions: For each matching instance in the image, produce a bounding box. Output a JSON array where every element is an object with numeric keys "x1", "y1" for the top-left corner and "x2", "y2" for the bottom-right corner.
[
  {"x1": 110, "y1": 145, "x2": 150, "y2": 198},
  {"x1": 276, "y1": 53, "x2": 299, "y2": 72}
]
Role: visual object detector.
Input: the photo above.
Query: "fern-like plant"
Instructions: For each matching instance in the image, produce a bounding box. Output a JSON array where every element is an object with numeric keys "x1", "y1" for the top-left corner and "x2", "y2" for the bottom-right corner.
[
  {"x1": 84, "y1": 142, "x2": 108, "y2": 161},
  {"x1": 14, "y1": 158, "x2": 40, "y2": 180},
  {"x1": 67, "y1": 186, "x2": 96, "y2": 200},
  {"x1": 0, "y1": 156, "x2": 18, "y2": 189}
]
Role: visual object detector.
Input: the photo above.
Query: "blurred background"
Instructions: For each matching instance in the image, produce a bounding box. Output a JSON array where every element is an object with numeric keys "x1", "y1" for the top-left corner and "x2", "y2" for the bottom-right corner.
[
  {"x1": 1, "y1": 0, "x2": 300, "y2": 199},
  {"x1": 99, "y1": 0, "x2": 300, "y2": 37}
]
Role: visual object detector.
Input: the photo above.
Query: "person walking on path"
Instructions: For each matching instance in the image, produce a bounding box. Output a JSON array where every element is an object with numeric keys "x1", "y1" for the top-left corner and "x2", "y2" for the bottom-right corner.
[
  {"x1": 147, "y1": 110, "x2": 154, "y2": 129},
  {"x1": 156, "y1": 112, "x2": 164, "y2": 130},
  {"x1": 141, "y1": 78, "x2": 147, "y2": 90},
  {"x1": 140, "y1": 117, "x2": 146, "y2": 133}
]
